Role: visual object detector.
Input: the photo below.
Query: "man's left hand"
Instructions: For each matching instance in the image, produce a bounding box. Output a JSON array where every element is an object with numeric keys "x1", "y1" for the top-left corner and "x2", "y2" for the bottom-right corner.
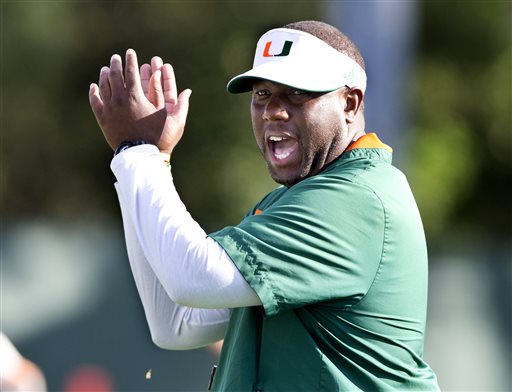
[{"x1": 89, "y1": 49, "x2": 191, "y2": 155}]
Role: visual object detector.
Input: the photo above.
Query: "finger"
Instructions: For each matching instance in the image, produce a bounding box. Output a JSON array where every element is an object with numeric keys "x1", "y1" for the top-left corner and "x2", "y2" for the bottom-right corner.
[
  {"x1": 125, "y1": 49, "x2": 143, "y2": 96},
  {"x1": 98, "y1": 66, "x2": 111, "y2": 102},
  {"x1": 151, "y1": 56, "x2": 164, "y2": 97},
  {"x1": 151, "y1": 56, "x2": 163, "y2": 74},
  {"x1": 149, "y1": 69, "x2": 164, "y2": 109},
  {"x1": 140, "y1": 63, "x2": 151, "y2": 98},
  {"x1": 108, "y1": 54, "x2": 125, "y2": 99},
  {"x1": 162, "y1": 63, "x2": 178, "y2": 106},
  {"x1": 89, "y1": 83, "x2": 104, "y2": 122},
  {"x1": 145, "y1": 56, "x2": 164, "y2": 107}
]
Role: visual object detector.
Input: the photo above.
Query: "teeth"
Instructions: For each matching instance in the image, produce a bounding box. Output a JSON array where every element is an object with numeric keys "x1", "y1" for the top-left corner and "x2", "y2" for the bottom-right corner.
[
  {"x1": 275, "y1": 152, "x2": 291, "y2": 160},
  {"x1": 269, "y1": 136, "x2": 286, "y2": 142}
]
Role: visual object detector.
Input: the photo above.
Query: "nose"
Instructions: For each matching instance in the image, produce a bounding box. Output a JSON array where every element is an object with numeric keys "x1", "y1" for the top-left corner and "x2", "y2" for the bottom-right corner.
[{"x1": 263, "y1": 95, "x2": 289, "y2": 122}]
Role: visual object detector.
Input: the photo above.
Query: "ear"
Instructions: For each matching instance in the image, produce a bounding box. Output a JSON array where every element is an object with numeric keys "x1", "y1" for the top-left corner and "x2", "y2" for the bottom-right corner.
[{"x1": 344, "y1": 88, "x2": 364, "y2": 124}]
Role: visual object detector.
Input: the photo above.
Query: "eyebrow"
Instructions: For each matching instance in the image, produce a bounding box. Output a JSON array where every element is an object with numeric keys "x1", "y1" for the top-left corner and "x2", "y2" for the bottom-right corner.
[{"x1": 252, "y1": 80, "x2": 282, "y2": 89}]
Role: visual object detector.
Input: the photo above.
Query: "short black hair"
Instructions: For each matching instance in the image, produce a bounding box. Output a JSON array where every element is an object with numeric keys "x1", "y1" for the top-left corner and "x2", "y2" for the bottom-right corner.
[{"x1": 284, "y1": 20, "x2": 365, "y2": 70}]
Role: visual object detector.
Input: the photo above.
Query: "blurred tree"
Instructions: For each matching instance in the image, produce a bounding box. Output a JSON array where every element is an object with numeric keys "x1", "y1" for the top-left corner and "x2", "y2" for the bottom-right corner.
[
  {"x1": 408, "y1": 0, "x2": 511, "y2": 241},
  {"x1": 1, "y1": 1, "x2": 510, "y2": 239},
  {"x1": 1, "y1": 1, "x2": 317, "y2": 231}
]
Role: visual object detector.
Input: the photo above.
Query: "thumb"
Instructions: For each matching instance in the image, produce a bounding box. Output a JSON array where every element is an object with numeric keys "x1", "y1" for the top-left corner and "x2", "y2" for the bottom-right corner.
[{"x1": 170, "y1": 88, "x2": 192, "y2": 123}]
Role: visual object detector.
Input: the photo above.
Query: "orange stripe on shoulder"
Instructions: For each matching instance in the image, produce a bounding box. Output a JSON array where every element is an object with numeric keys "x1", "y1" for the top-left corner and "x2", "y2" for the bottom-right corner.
[
  {"x1": 346, "y1": 133, "x2": 392, "y2": 153},
  {"x1": 255, "y1": 209, "x2": 263, "y2": 215}
]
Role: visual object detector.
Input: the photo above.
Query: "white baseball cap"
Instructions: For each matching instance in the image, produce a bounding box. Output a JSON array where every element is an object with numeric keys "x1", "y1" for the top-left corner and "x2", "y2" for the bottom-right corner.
[{"x1": 227, "y1": 28, "x2": 367, "y2": 94}]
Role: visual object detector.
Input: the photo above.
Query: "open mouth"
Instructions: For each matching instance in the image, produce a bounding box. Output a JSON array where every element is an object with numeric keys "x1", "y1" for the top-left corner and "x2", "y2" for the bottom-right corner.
[{"x1": 268, "y1": 135, "x2": 299, "y2": 162}]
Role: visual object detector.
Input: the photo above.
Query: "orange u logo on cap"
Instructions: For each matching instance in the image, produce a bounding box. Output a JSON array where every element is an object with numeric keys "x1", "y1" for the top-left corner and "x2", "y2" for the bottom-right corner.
[{"x1": 263, "y1": 40, "x2": 293, "y2": 57}]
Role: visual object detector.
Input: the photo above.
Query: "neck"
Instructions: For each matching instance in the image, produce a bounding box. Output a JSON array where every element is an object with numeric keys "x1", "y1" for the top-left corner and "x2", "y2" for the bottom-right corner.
[{"x1": 348, "y1": 113, "x2": 365, "y2": 141}]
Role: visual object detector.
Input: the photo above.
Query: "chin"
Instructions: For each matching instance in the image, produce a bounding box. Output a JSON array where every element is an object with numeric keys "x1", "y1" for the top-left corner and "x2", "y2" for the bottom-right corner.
[
  {"x1": 269, "y1": 171, "x2": 303, "y2": 188},
  {"x1": 265, "y1": 158, "x2": 308, "y2": 187}
]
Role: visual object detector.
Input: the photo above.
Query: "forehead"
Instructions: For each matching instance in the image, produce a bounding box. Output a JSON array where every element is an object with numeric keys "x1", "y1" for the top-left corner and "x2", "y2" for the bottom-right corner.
[
  {"x1": 251, "y1": 79, "x2": 345, "y2": 102},
  {"x1": 252, "y1": 79, "x2": 292, "y2": 90}
]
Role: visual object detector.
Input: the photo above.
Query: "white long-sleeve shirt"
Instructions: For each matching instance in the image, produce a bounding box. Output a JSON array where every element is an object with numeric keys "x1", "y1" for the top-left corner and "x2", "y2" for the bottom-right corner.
[{"x1": 112, "y1": 145, "x2": 261, "y2": 350}]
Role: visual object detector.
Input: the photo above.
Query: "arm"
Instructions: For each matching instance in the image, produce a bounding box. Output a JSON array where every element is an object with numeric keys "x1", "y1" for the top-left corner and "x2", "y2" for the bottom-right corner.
[
  {"x1": 89, "y1": 49, "x2": 261, "y2": 309},
  {"x1": 116, "y1": 182, "x2": 230, "y2": 349},
  {"x1": 112, "y1": 145, "x2": 261, "y2": 309}
]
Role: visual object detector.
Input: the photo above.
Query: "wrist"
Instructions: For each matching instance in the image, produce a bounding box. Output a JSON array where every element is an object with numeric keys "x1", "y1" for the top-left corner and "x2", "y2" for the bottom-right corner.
[
  {"x1": 114, "y1": 140, "x2": 152, "y2": 156},
  {"x1": 112, "y1": 141, "x2": 171, "y2": 168}
]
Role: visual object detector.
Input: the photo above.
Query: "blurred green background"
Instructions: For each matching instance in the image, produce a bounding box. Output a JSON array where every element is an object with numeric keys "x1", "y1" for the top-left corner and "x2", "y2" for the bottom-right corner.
[{"x1": 1, "y1": 1, "x2": 510, "y2": 391}]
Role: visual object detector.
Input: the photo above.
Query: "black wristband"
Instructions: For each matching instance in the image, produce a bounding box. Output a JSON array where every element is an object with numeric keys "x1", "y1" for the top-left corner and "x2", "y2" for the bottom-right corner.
[{"x1": 114, "y1": 140, "x2": 150, "y2": 156}]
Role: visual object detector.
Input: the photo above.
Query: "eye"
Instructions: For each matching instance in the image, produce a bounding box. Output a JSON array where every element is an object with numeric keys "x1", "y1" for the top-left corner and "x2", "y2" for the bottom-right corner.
[
  {"x1": 254, "y1": 89, "x2": 270, "y2": 97},
  {"x1": 289, "y1": 89, "x2": 307, "y2": 96}
]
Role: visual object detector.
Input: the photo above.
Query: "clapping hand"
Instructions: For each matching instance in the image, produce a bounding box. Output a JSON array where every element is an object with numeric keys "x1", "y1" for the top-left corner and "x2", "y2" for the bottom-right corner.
[{"x1": 89, "y1": 49, "x2": 192, "y2": 155}]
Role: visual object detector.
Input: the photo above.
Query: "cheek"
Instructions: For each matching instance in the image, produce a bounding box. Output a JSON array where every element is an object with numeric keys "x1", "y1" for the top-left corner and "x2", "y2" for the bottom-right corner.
[
  {"x1": 250, "y1": 109, "x2": 265, "y2": 150},
  {"x1": 304, "y1": 109, "x2": 345, "y2": 148},
  {"x1": 252, "y1": 129, "x2": 265, "y2": 151}
]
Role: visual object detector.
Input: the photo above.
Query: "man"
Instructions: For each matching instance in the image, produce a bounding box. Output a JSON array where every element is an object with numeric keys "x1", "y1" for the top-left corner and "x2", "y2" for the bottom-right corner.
[{"x1": 90, "y1": 20, "x2": 439, "y2": 391}]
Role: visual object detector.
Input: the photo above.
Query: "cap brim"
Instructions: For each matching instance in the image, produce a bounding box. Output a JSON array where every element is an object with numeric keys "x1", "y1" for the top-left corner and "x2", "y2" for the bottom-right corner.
[
  {"x1": 226, "y1": 75, "x2": 258, "y2": 94},
  {"x1": 227, "y1": 61, "x2": 346, "y2": 94}
]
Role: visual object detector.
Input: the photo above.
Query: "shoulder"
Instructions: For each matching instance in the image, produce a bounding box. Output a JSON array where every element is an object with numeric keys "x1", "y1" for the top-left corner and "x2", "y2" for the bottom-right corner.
[{"x1": 249, "y1": 185, "x2": 288, "y2": 216}]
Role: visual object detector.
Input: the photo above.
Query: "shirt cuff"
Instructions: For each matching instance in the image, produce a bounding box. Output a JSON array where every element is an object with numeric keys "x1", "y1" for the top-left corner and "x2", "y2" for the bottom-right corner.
[{"x1": 111, "y1": 144, "x2": 165, "y2": 176}]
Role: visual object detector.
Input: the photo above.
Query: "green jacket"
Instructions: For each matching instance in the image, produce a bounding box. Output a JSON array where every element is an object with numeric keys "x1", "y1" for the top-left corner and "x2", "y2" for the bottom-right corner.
[{"x1": 210, "y1": 134, "x2": 439, "y2": 391}]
